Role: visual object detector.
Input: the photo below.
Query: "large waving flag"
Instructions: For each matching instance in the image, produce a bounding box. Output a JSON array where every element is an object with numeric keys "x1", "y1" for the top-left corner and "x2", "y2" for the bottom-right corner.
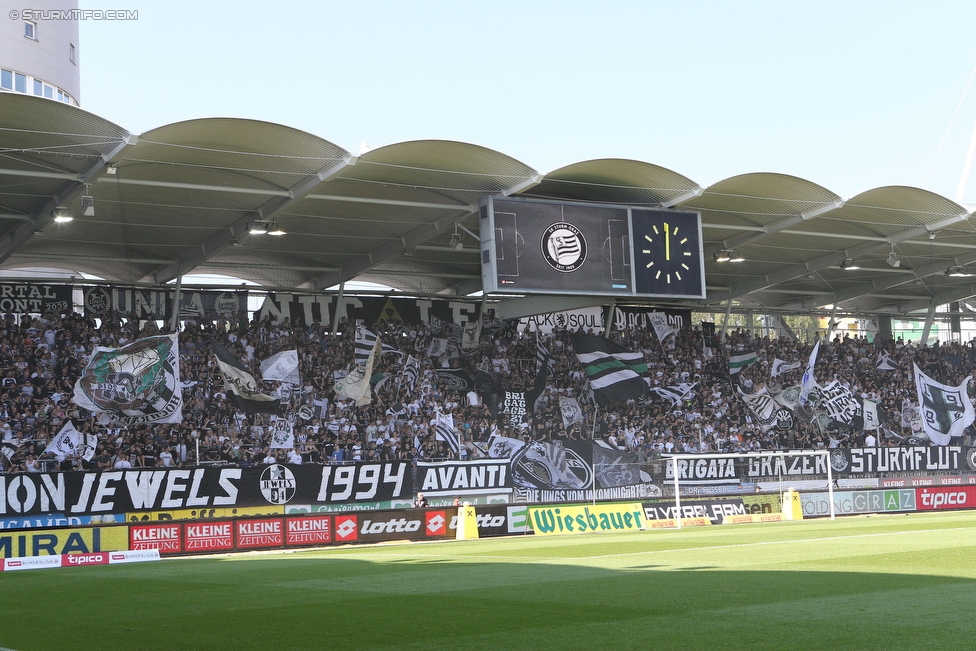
[
  {"x1": 913, "y1": 364, "x2": 975, "y2": 445},
  {"x1": 211, "y1": 339, "x2": 281, "y2": 414},
  {"x1": 73, "y1": 333, "x2": 183, "y2": 424},
  {"x1": 571, "y1": 334, "x2": 647, "y2": 406}
]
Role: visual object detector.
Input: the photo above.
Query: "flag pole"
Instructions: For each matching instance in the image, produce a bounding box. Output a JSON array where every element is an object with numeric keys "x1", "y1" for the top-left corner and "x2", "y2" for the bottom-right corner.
[{"x1": 591, "y1": 404, "x2": 599, "y2": 506}]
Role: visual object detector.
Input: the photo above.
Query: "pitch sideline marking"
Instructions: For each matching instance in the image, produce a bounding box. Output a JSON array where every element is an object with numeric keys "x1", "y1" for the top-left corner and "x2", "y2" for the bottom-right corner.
[{"x1": 327, "y1": 524, "x2": 976, "y2": 564}]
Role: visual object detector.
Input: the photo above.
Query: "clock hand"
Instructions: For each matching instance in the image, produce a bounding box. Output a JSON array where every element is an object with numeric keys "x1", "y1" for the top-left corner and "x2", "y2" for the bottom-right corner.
[{"x1": 664, "y1": 222, "x2": 670, "y2": 261}]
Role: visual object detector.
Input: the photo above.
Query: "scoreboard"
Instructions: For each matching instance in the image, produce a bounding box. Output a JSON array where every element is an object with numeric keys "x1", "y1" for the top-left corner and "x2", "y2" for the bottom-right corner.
[{"x1": 480, "y1": 197, "x2": 705, "y2": 298}]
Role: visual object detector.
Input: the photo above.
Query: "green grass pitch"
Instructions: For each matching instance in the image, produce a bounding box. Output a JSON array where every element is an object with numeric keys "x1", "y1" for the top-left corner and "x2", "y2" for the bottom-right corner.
[{"x1": 3, "y1": 511, "x2": 976, "y2": 651}]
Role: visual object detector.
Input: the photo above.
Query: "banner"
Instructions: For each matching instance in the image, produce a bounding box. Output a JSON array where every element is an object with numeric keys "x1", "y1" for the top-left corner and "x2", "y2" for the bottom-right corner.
[
  {"x1": 503, "y1": 391, "x2": 527, "y2": 423},
  {"x1": 828, "y1": 446, "x2": 966, "y2": 475},
  {"x1": 518, "y1": 307, "x2": 604, "y2": 334},
  {"x1": 333, "y1": 509, "x2": 454, "y2": 544},
  {"x1": 257, "y1": 295, "x2": 484, "y2": 331},
  {"x1": 82, "y1": 287, "x2": 246, "y2": 321},
  {"x1": 592, "y1": 442, "x2": 661, "y2": 497},
  {"x1": 609, "y1": 307, "x2": 691, "y2": 333},
  {"x1": 0, "y1": 463, "x2": 412, "y2": 516},
  {"x1": 415, "y1": 460, "x2": 512, "y2": 497},
  {"x1": 487, "y1": 437, "x2": 594, "y2": 503},
  {"x1": 0, "y1": 282, "x2": 72, "y2": 314}
]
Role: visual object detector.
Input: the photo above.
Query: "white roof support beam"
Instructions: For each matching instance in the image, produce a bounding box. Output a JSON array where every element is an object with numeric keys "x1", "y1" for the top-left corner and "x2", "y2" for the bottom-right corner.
[
  {"x1": 784, "y1": 248, "x2": 976, "y2": 311},
  {"x1": 310, "y1": 209, "x2": 475, "y2": 290},
  {"x1": 703, "y1": 199, "x2": 845, "y2": 257},
  {"x1": 709, "y1": 210, "x2": 973, "y2": 306},
  {"x1": 501, "y1": 174, "x2": 544, "y2": 196},
  {"x1": 0, "y1": 134, "x2": 137, "y2": 265},
  {"x1": 310, "y1": 174, "x2": 541, "y2": 290},
  {"x1": 147, "y1": 156, "x2": 357, "y2": 283},
  {"x1": 890, "y1": 284, "x2": 976, "y2": 315},
  {"x1": 662, "y1": 187, "x2": 704, "y2": 207}
]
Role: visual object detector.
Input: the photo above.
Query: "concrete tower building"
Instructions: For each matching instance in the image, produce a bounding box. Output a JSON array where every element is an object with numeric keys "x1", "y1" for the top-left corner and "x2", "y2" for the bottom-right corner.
[{"x1": 0, "y1": 0, "x2": 80, "y2": 105}]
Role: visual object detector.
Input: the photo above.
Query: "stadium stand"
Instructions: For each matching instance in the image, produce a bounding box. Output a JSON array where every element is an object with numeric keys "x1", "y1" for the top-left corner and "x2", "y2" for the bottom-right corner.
[{"x1": 0, "y1": 303, "x2": 969, "y2": 477}]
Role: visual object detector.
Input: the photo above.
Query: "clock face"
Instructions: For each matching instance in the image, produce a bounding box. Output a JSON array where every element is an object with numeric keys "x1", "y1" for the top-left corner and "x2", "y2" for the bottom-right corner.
[{"x1": 632, "y1": 209, "x2": 705, "y2": 298}]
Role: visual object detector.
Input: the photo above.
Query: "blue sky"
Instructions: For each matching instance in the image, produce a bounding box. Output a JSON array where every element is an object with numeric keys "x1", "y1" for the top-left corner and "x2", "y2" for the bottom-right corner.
[{"x1": 78, "y1": 1, "x2": 976, "y2": 203}]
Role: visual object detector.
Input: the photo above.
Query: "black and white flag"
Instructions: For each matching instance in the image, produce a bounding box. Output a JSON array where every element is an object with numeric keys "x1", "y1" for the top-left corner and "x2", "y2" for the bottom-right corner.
[
  {"x1": 648, "y1": 312, "x2": 676, "y2": 343},
  {"x1": 737, "y1": 384, "x2": 778, "y2": 431},
  {"x1": 701, "y1": 321, "x2": 717, "y2": 347},
  {"x1": 270, "y1": 417, "x2": 295, "y2": 449},
  {"x1": 45, "y1": 420, "x2": 97, "y2": 462},
  {"x1": 461, "y1": 319, "x2": 482, "y2": 352},
  {"x1": 819, "y1": 380, "x2": 860, "y2": 427},
  {"x1": 401, "y1": 355, "x2": 420, "y2": 392},
  {"x1": 913, "y1": 363, "x2": 975, "y2": 445},
  {"x1": 770, "y1": 358, "x2": 801, "y2": 378},
  {"x1": 434, "y1": 413, "x2": 460, "y2": 455},
  {"x1": 355, "y1": 325, "x2": 379, "y2": 365},
  {"x1": 861, "y1": 398, "x2": 880, "y2": 431},
  {"x1": 212, "y1": 339, "x2": 281, "y2": 414},
  {"x1": 877, "y1": 350, "x2": 896, "y2": 371},
  {"x1": 537, "y1": 333, "x2": 555, "y2": 374},
  {"x1": 260, "y1": 349, "x2": 301, "y2": 386},
  {"x1": 775, "y1": 408, "x2": 795, "y2": 431},
  {"x1": 1, "y1": 440, "x2": 17, "y2": 460},
  {"x1": 426, "y1": 337, "x2": 449, "y2": 359},
  {"x1": 559, "y1": 396, "x2": 584, "y2": 428},
  {"x1": 648, "y1": 382, "x2": 697, "y2": 407}
]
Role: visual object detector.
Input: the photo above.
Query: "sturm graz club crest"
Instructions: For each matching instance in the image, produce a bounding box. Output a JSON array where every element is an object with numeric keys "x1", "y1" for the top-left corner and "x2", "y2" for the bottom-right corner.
[
  {"x1": 829, "y1": 449, "x2": 849, "y2": 473},
  {"x1": 541, "y1": 222, "x2": 587, "y2": 272},
  {"x1": 260, "y1": 464, "x2": 296, "y2": 504},
  {"x1": 967, "y1": 448, "x2": 976, "y2": 472}
]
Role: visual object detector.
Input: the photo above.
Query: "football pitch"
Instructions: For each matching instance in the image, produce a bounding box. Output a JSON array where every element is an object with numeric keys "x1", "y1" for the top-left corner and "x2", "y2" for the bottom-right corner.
[{"x1": 4, "y1": 511, "x2": 976, "y2": 651}]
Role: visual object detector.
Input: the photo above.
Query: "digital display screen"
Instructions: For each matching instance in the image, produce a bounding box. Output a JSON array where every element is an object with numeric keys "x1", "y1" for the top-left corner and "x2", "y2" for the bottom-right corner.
[{"x1": 480, "y1": 197, "x2": 703, "y2": 298}]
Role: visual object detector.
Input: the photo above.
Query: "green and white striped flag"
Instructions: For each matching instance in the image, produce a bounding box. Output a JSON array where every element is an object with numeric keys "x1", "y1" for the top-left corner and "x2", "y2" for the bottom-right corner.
[{"x1": 729, "y1": 350, "x2": 758, "y2": 375}]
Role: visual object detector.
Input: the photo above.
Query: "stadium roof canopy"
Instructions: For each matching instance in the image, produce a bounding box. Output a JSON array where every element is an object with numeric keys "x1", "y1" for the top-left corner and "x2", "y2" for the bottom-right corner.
[{"x1": 2, "y1": 92, "x2": 976, "y2": 318}]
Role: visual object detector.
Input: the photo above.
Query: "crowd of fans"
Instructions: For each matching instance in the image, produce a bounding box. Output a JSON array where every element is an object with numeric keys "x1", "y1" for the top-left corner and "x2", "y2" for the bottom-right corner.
[{"x1": 0, "y1": 305, "x2": 973, "y2": 476}]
